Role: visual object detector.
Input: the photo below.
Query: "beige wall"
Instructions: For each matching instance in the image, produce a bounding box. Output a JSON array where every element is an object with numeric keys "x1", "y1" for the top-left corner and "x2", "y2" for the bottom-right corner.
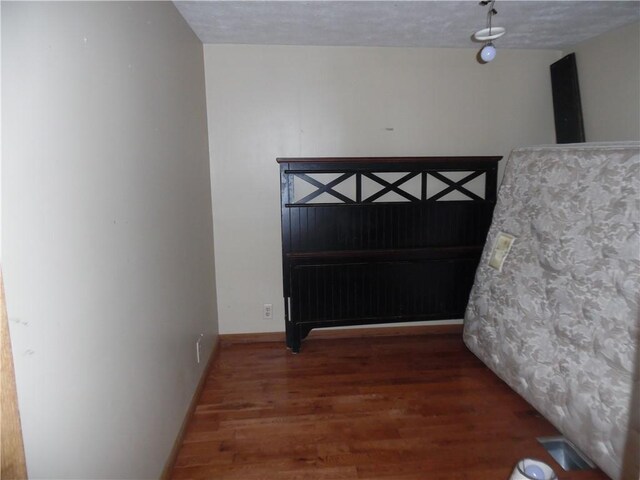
[
  {"x1": 566, "y1": 21, "x2": 640, "y2": 141},
  {"x1": 2, "y1": 2, "x2": 217, "y2": 478},
  {"x1": 204, "y1": 44, "x2": 560, "y2": 334}
]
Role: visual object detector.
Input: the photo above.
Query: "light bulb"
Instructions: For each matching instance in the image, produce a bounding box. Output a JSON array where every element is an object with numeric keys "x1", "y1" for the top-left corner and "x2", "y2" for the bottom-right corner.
[{"x1": 480, "y1": 43, "x2": 496, "y2": 62}]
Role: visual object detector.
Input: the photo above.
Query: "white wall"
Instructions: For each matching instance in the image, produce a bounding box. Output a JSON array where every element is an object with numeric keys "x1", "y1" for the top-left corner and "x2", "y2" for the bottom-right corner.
[
  {"x1": 2, "y1": 2, "x2": 217, "y2": 478},
  {"x1": 566, "y1": 21, "x2": 640, "y2": 141},
  {"x1": 204, "y1": 44, "x2": 560, "y2": 334}
]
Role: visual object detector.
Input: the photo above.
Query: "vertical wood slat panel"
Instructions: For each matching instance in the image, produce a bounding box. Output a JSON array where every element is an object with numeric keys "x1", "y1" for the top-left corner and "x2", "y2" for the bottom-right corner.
[{"x1": 291, "y1": 258, "x2": 480, "y2": 323}]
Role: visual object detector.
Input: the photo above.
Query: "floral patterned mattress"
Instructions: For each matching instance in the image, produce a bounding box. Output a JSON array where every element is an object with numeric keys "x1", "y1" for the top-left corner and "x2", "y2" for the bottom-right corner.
[{"x1": 463, "y1": 142, "x2": 640, "y2": 479}]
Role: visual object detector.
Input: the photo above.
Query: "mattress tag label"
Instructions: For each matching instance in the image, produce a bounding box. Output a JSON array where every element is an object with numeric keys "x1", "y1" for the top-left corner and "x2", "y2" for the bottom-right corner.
[{"x1": 488, "y1": 232, "x2": 516, "y2": 271}]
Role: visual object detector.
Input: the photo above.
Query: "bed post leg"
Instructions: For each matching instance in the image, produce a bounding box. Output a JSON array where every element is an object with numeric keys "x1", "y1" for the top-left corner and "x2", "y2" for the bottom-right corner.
[{"x1": 290, "y1": 330, "x2": 301, "y2": 354}]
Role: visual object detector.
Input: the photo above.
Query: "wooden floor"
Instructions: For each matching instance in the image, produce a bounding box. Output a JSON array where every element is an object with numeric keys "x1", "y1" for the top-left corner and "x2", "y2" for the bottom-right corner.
[{"x1": 170, "y1": 330, "x2": 607, "y2": 480}]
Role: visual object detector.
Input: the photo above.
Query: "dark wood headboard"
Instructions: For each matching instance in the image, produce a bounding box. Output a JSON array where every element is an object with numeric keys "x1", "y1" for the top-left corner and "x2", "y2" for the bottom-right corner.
[{"x1": 278, "y1": 156, "x2": 501, "y2": 352}]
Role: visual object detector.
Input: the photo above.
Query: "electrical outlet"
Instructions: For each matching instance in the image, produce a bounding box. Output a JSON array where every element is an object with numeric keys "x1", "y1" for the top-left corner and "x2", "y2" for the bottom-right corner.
[
  {"x1": 263, "y1": 303, "x2": 273, "y2": 320},
  {"x1": 196, "y1": 334, "x2": 204, "y2": 364}
]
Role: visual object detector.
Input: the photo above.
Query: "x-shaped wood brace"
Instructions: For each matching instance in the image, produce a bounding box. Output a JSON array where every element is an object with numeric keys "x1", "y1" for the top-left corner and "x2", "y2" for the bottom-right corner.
[
  {"x1": 428, "y1": 171, "x2": 484, "y2": 201},
  {"x1": 293, "y1": 170, "x2": 485, "y2": 204},
  {"x1": 293, "y1": 172, "x2": 355, "y2": 204},
  {"x1": 362, "y1": 172, "x2": 421, "y2": 203}
]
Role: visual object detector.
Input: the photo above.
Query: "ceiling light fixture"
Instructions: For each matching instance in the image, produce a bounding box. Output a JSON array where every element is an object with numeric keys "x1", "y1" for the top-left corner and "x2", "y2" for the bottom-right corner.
[{"x1": 474, "y1": 0, "x2": 505, "y2": 63}]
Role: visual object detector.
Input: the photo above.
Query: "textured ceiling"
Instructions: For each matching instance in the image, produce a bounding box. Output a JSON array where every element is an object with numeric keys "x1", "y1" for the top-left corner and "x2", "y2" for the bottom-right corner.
[{"x1": 174, "y1": 1, "x2": 640, "y2": 49}]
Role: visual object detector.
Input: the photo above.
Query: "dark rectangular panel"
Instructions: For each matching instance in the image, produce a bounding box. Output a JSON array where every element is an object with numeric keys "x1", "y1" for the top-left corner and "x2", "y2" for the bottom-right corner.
[
  {"x1": 290, "y1": 258, "x2": 480, "y2": 324},
  {"x1": 551, "y1": 53, "x2": 586, "y2": 144},
  {"x1": 288, "y1": 203, "x2": 494, "y2": 252}
]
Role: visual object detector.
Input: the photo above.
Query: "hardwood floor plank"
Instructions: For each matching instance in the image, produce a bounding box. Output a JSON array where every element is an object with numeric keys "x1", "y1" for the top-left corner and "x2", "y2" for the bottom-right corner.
[{"x1": 170, "y1": 331, "x2": 608, "y2": 479}]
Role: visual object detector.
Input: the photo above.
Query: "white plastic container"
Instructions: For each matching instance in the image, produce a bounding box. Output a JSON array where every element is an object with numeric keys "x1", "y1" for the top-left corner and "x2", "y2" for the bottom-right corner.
[{"x1": 509, "y1": 458, "x2": 558, "y2": 480}]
